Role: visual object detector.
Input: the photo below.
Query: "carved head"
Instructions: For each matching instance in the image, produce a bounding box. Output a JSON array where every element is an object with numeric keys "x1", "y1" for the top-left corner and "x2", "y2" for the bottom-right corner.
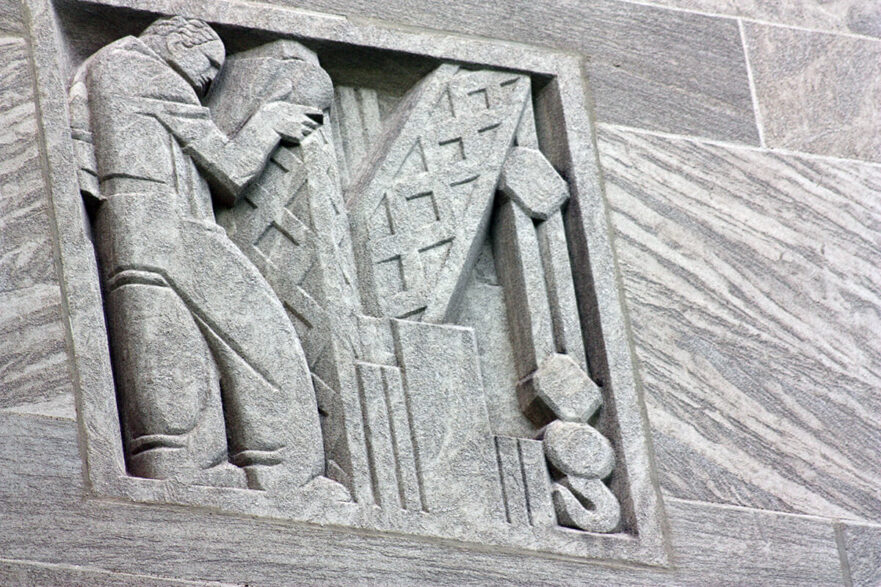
[{"x1": 141, "y1": 16, "x2": 225, "y2": 97}]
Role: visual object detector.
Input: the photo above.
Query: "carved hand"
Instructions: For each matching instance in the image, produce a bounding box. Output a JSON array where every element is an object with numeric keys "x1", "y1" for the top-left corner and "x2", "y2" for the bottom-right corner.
[{"x1": 261, "y1": 101, "x2": 324, "y2": 145}]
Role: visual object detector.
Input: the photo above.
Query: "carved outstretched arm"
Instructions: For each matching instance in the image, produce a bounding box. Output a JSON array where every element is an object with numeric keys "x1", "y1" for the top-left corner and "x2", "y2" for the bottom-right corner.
[{"x1": 156, "y1": 101, "x2": 321, "y2": 206}]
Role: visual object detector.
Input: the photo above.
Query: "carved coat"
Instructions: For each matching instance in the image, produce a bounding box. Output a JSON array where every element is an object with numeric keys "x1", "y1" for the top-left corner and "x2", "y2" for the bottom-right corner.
[{"x1": 69, "y1": 35, "x2": 325, "y2": 481}]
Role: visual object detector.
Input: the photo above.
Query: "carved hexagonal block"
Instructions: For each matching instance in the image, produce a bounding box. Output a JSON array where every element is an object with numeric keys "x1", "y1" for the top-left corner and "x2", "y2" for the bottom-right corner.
[
  {"x1": 518, "y1": 353, "x2": 602, "y2": 425},
  {"x1": 499, "y1": 146, "x2": 570, "y2": 220}
]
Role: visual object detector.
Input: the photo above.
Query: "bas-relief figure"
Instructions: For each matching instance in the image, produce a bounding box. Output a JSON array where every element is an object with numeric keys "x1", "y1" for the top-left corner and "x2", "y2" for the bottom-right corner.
[{"x1": 70, "y1": 15, "x2": 621, "y2": 535}]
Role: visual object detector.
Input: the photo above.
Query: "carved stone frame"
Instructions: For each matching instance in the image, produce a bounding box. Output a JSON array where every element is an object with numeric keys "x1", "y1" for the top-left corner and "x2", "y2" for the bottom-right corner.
[{"x1": 24, "y1": 0, "x2": 671, "y2": 566}]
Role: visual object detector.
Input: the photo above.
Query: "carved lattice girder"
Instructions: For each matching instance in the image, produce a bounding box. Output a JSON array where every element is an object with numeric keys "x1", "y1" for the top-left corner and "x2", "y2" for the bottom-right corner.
[{"x1": 348, "y1": 65, "x2": 531, "y2": 322}]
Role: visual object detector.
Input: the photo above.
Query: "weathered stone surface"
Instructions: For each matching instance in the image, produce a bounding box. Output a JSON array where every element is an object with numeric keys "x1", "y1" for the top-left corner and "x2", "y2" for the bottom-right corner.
[
  {"x1": 841, "y1": 522, "x2": 881, "y2": 587},
  {"x1": 492, "y1": 197, "x2": 556, "y2": 379},
  {"x1": 494, "y1": 435, "x2": 530, "y2": 525},
  {"x1": 276, "y1": 0, "x2": 760, "y2": 142},
  {"x1": 208, "y1": 39, "x2": 367, "y2": 499},
  {"x1": 599, "y1": 124, "x2": 881, "y2": 522},
  {"x1": 553, "y1": 476, "x2": 621, "y2": 533},
  {"x1": 0, "y1": 37, "x2": 58, "y2": 293},
  {"x1": 0, "y1": 559, "x2": 216, "y2": 587},
  {"x1": 0, "y1": 413, "x2": 848, "y2": 584},
  {"x1": 0, "y1": 284, "x2": 72, "y2": 410},
  {"x1": 517, "y1": 437, "x2": 556, "y2": 528},
  {"x1": 536, "y1": 212, "x2": 588, "y2": 371},
  {"x1": 71, "y1": 19, "x2": 334, "y2": 491},
  {"x1": 745, "y1": 22, "x2": 881, "y2": 162},
  {"x1": 5, "y1": 0, "x2": 879, "y2": 580},
  {"x1": 390, "y1": 319, "x2": 503, "y2": 523},
  {"x1": 544, "y1": 420, "x2": 615, "y2": 479},
  {"x1": 20, "y1": 0, "x2": 669, "y2": 565},
  {"x1": 498, "y1": 146, "x2": 568, "y2": 220},
  {"x1": 456, "y1": 243, "x2": 533, "y2": 438},
  {"x1": 640, "y1": 0, "x2": 881, "y2": 38},
  {"x1": 0, "y1": 0, "x2": 23, "y2": 35},
  {"x1": 354, "y1": 361, "x2": 402, "y2": 510},
  {"x1": 518, "y1": 353, "x2": 602, "y2": 426},
  {"x1": 348, "y1": 64, "x2": 531, "y2": 322}
]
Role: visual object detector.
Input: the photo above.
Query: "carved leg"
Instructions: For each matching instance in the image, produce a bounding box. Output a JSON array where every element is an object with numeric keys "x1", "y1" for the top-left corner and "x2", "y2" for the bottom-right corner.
[
  {"x1": 198, "y1": 321, "x2": 325, "y2": 492},
  {"x1": 175, "y1": 220, "x2": 331, "y2": 493},
  {"x1": 106, "y1": 279, "x2": 230, "y2": 482}
]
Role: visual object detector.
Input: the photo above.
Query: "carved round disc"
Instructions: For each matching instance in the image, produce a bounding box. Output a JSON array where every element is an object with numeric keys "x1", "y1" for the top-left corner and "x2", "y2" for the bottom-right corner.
[{"x1": 543, "y1": 420, "x2": 615, "y2": 479}]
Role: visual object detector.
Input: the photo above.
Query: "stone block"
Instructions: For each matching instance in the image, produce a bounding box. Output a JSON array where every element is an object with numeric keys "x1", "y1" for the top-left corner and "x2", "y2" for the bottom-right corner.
[
  {"x1": 841, "y1": 522, "x2": 881, "y2": 587},
  {"x1": 745, "y1": 22, "x2": 881, "y2": 162},
  {"x1": 634, "y1": 0, "x2": 881, "y2": 39},
  {"x1": 390, "y1": 319, "x2": 503, "y2": 523},
  {"x1": 599, "y1": 124, "x2": 881, "y2": 521}
]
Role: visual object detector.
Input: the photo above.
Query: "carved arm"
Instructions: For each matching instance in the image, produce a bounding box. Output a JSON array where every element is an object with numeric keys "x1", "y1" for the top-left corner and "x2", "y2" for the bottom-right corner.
[{"x1": 156, "y1": 101, "x2": 322, "y2": 206}]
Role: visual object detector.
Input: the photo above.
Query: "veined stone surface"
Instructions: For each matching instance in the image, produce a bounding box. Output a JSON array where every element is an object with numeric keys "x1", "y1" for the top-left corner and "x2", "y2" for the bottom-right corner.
[
  {"x1": 599, "y1": 124, "x2": 881, "y2": 522},
  {"x1": 639, "y1": 0, "x2": 881, "y2": 38},
  {"x1": 745, "y1": 22, "x2": 881, "y2": 163},
  {"x1": 2, "y1": 0, "x2": 876, "y2": 581}
]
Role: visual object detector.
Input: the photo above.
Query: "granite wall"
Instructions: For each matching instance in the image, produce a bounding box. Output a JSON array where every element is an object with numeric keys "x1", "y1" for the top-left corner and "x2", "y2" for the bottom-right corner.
[{"x1": 1, "y1": 0, "x2": 879, "y2": 584}]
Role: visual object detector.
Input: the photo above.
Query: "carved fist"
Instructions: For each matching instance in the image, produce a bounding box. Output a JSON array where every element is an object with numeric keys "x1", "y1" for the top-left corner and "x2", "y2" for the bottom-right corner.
[{"x1": 262, "y1": 101, "x2": 324, "y2": 144}]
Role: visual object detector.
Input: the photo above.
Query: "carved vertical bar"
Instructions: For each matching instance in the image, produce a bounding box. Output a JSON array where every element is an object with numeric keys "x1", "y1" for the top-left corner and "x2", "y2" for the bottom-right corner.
[
  {"x1": 391, "y1": 319, "x2": 504, "y2": 522},
  {"x1": 381, "y1": 365, "x2": 423, "y2": 511},
  {"x1": 518, "y1": 438, "x2": 556, "y2": 528},
  {"x1": 355, "y1": 362, "x2": 402, "y2": 510},
  {"x1": 492, "y1": 197, "x2": 556, "y2": 379},
  {"x1": 536, "y1": 212, "x2": 588, "y2": 371},
  {"x1": 495, "y1": 435, "x2": 530, "y2": 526},
  {"x1": 510, "y1": 96, "x2": 587, "y2": 372}
]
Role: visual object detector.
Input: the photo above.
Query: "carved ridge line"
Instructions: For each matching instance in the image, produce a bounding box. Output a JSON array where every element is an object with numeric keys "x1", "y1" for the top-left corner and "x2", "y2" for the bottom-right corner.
[
  {"x1": 355, "y1": 363, "x2": 385, "y2": 507},
  {"x1": 517, "y1": 439, "x2": 535, "y2": 526},
  {"x1": 494, "y1": 436, "x2": 513, "y2": 524},
  {"x1": 389, "y1": 343, "x2": 430, "y2": 513}
]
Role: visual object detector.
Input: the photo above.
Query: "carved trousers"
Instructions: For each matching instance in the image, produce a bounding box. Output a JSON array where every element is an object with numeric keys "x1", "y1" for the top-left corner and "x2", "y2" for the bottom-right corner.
[{"x1": 95, "y1": 192, "x2": 325, "y2": 488}]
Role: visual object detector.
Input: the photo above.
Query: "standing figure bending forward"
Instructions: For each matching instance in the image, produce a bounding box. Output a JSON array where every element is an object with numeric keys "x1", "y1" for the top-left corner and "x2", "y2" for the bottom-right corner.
[{"x1": 70, "y1": 16, "x2": 334, "y2": 492}]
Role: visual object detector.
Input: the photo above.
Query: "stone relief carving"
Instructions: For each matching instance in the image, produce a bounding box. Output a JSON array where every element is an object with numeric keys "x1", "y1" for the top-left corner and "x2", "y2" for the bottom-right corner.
[
  {"x1": 69, "y1": 16, "x2": 345, "y2": 497},
  {"x1": 56, "y1": 8, "x2": 666, "y2": 561}
]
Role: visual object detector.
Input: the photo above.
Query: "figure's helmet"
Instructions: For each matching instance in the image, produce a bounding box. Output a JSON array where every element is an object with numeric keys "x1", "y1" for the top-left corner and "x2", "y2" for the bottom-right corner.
[{"x1": 141, "y1": 16, "x2": 225, "y2": 96}]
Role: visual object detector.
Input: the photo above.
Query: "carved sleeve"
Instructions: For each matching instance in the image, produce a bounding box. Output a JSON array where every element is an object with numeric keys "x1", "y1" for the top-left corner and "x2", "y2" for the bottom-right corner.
[
  {"x1": 68, "y1": 71, "x2": 101, "y2": 203},
  {"x1": 146, "y1": 102, "x2": 275, "y2": 206}
]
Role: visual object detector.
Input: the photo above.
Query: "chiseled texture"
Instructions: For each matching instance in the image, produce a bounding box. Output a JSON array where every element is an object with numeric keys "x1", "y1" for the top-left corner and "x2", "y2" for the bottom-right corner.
[
  {"x1": 639, "y1": 0, "x2": 881, "y2": 38},
  {"x1": 0, "y1": 0, "x2": 878, "y2": 580},
  {"x1": 0, "y1": 560, "x2": 230, "y2": 587},
  {"x1": 745, "y1": 22, "x2": 881, "y2": 162},
  {"x1": 0, "y1": 0, "x2": 22, "y2": 34},
  {"x1": 0, "y1": 412, "x2": 846, "y2": 585},
  {"x1": 599, "y1": 125, "x2": 881, "y2": 522},
  {"x1": 278, "y1": 0, "x2": 759, "y2": 144}
]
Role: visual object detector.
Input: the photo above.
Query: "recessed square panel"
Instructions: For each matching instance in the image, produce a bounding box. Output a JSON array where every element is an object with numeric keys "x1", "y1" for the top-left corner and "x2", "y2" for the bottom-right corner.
[{"x1": 27, "y1": 0, "x2": 670, "y2": 566}]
